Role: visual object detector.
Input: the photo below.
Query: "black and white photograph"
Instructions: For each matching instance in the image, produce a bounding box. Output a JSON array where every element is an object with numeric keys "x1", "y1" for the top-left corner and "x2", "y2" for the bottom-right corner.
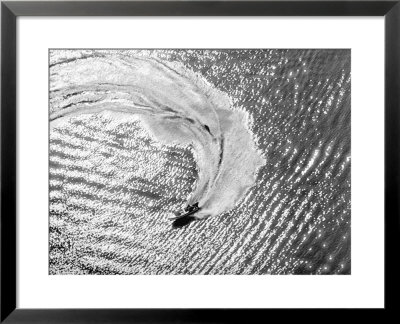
[{"x1": 49, "y1": 49, "x2": 351, "y2": 275}]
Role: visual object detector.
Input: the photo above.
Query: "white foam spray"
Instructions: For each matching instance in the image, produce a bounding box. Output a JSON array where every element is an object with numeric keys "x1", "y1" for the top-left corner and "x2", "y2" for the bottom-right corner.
[{"x1": 50, "y1": 53, "x2": 266, "y2": 218}]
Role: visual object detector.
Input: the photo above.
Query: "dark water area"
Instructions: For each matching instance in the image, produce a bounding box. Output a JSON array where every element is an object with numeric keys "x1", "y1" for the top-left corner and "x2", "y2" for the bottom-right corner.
[{"x1": 49, "y1": 49, "x2": 350, "y2": 275}]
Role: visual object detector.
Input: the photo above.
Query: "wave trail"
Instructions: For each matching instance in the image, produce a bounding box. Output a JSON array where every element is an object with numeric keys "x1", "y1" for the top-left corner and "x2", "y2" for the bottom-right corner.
[{"x1": 50, "y1": 53, "x2": 265, "y2": 218}]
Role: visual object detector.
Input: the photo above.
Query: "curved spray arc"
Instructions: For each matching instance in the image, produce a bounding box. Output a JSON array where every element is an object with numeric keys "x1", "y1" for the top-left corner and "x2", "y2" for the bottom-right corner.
[{"x1": 50, "y1": 54, "x2": 265, "y2": 218}]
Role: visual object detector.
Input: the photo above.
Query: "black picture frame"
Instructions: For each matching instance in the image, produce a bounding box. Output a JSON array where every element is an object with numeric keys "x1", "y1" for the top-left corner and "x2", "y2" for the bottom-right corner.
[{"x1": 1, "y1": 0, "x2": 399, "y2": 322}]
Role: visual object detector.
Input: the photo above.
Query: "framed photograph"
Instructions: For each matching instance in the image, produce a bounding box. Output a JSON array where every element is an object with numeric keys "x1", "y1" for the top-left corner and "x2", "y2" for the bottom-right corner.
[{"x1": 1, "y1": 0, "x2": 398, "y2": 322}]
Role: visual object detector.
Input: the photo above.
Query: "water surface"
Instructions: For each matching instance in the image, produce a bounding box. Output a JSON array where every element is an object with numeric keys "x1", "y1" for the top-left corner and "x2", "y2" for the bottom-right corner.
[{"x1": 49, "y1": 49, "x2": 351, "y2": 275}]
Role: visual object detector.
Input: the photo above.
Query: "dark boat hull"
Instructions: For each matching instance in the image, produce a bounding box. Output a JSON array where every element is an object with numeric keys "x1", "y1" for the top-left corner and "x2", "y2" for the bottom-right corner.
[{"x1": 169, "y1": 206, "x2": 200, "y2": 220}]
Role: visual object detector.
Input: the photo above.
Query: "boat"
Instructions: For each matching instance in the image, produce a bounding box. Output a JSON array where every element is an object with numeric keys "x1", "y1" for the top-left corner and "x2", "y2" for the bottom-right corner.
[{"x1": 169, "y1": 202, "x2": 200, "y2": 220}]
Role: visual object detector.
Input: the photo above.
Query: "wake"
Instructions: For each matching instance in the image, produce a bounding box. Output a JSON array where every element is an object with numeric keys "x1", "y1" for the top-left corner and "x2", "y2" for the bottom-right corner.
[{"x1": 50, "y1": 53, "x2": 265, "y2": 218}]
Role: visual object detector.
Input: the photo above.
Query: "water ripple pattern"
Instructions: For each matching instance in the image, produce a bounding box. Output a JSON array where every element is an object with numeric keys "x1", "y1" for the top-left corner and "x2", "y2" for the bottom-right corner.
[{"x1": 49, "y1": 49, "x2": 351, "y2": 275}]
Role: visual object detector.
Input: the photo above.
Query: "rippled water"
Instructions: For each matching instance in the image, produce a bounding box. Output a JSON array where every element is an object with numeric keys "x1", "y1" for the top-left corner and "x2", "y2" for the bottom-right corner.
[{"x1": 49, "y1": 49, "x2": 350, "y2": 275}]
